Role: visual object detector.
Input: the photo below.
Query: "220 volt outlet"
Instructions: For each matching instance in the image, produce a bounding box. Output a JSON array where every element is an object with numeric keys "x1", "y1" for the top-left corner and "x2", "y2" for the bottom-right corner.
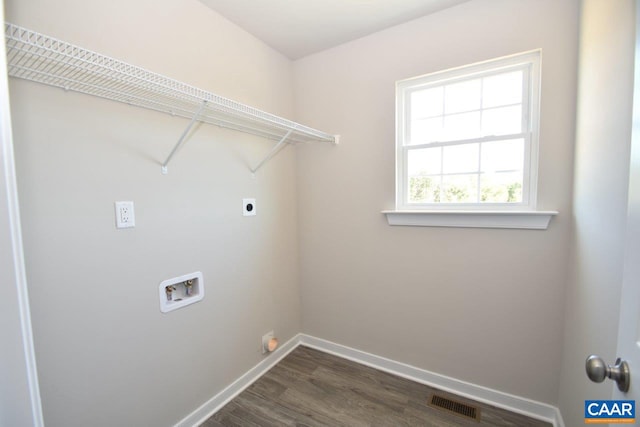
[{"x1": 243, "y1": 198, "x2": 256, "y2": 216}]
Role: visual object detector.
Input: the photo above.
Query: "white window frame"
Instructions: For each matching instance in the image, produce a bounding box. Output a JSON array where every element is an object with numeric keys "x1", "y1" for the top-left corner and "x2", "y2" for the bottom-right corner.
[{"x1": 384, "y1": 50, "x2": 557, "y2": 229}]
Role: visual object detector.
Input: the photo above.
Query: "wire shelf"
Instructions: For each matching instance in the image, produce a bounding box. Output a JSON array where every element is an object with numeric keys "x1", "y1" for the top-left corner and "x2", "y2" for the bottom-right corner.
[{"x1": 4, "y1": 22, "x2": 337, "y2": 149}]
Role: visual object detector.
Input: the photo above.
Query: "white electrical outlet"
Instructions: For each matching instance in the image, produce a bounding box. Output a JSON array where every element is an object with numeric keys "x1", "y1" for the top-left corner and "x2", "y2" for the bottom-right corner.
[
  {"x1": 243, "y1": 198, "x2": 256, "y2": 216},
  {"x1": 115, "y1": 201, "x2": 135, "y2": 229}
]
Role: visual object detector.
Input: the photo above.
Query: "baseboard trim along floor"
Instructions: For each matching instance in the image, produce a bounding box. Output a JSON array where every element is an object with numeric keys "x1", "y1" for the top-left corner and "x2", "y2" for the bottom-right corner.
[
  {"x1": 176, "y1": 334, "x2": 565, "y2": 427},
  {"x1": 299, "y1": 335, "x2": 564, "y2": 427},
  {"x1": 175, "y1": 334, "x2": 300, "y2": 427}
]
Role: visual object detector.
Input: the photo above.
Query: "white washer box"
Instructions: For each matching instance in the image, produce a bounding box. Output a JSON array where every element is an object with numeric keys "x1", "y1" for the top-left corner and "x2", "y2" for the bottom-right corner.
[{"x1": 159, "y1": 271, "x2": 204, "y2": 313}]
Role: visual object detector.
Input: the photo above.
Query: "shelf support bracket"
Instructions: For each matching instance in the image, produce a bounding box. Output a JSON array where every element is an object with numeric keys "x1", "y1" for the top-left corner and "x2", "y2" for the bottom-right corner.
[
  {"x1": 161, "y1": 100, "x2": 208, "y2": 174},
  {"x1": 250, "y1": 129, "x2": 294, "y2": 175}
]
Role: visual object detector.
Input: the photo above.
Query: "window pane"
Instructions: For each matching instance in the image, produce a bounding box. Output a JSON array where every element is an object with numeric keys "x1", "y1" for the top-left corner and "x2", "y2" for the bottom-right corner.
[
  {"x1": 409, "y1": 117, "x2": 444, "y2": 144},
  {"x1": 445, "y1": 79, "x2": 481, "y2": 114},
  {"x1": 397, "y1": 51, "x2": 539, "y2": 209},
  {"x1": 481, "y1": 106, "x2": 522, "y2": 136},
  {"x1": 411, "y1": 87, "x2": 443, "y2": 119},
  {"x1": 409, "y1": 176, "x2": 442, "y2": 203},
  {"x1": 482, "y1": 71, "x2": 523, "y2": 108},
  {"x1": 408, "y1": 147, "x2": 441, "y2": 176},
  {"x1": 441, "y1": 174, "x2": 478, "y2": 203},
  {"x1": 480, "y1": 172, "x2": 523, "y2": 203},
  {"x1": 443, "y1": 112, "x2": 481, "y2": 141},
  {"x1": 443, "y1": 143, "x2": 479, "y2": 174},
  {"x1": 481, "y1": 139, "x2": 524, "y2": 172}
]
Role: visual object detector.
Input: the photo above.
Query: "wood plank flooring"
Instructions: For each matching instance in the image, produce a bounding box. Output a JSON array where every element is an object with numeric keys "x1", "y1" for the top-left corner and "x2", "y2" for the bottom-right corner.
[{"x1": 202, "y1": 346, "x2": 551, "y2": 427}]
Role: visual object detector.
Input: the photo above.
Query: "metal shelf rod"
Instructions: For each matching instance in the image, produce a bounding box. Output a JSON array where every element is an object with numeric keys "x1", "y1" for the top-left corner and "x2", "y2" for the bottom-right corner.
[
  {"x1": 161, "y1": 100, "x2": 207, "y2": 174},
  {"x1": 250, "y1": 130, "x2": 293, "y2": 175}
]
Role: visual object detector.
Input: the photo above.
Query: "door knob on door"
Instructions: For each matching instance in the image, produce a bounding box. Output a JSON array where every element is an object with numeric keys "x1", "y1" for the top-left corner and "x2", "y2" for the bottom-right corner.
[{"x1": 585, "y1": 355, "x2": 630, "y2": 392}]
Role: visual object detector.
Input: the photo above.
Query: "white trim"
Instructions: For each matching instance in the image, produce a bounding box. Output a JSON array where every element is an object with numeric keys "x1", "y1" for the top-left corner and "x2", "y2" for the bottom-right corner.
[
  {"x1": 177, "y1": 333, "x2": 564, "y2": 427},
  {"x1": 0, "y1": 1, "x2": 44, "y2": 424},
  {"x1": 396, "y1": 50, "x2": 542, "y2": 212},
  {"x1": 174, "y1": 334, "x2": 302, "y2": 427},
  {"x1": 398, "y1": 49, "x2": 543, "y2": 87},
  {"x1": 299, "y1": 335, "x2": 562, "y2": 427},
  {"x1": 382, "y1": 210, "x2": 557, "y2": 229}
]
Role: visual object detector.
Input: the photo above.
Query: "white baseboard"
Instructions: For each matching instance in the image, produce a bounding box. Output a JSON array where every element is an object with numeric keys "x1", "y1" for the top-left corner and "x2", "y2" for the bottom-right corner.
[
  {"x1": 175, "y1": 333, "x2": 302, "y2": 427},
  {"x1": 175, "y1": 333, "x2": 564, "y2": 427},
  {"x1": 299, "y1": 334, "x2": 563, "y2": 427},
  {"x1": 553, "y1": 407, "x2": 566, "y2": 427}
]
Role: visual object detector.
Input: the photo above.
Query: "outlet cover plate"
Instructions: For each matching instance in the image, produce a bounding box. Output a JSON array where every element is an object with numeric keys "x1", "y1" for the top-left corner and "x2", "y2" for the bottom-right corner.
[
  {"x1": 115, "y1": 201, "x2": 135, "y2": 229},
  {"x1": 243, "y1": 198, "x2": 256, "y2": 216}
]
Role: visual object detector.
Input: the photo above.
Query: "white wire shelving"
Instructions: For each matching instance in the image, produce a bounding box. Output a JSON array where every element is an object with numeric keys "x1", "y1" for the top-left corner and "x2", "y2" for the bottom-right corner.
[{"x1": 4, "y1": 22, "x2": 338, "y2": 174}]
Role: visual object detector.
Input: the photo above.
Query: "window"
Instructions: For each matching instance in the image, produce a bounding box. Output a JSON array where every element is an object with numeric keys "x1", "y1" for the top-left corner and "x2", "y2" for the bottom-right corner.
[{"x1": 395, "y1": 51, "x2": 541, "y2": 211}]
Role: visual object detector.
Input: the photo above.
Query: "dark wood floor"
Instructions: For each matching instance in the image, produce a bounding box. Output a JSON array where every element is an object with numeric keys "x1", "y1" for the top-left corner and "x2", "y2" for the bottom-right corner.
[{"x1": 202, "y1": 346, "x2": 551, "y2": 427}]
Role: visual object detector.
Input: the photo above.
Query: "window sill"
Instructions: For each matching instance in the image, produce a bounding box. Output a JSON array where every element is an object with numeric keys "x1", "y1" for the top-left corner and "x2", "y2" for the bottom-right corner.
[{"x1": 382, "y1": 210, "x2": 558, "y2": 230}]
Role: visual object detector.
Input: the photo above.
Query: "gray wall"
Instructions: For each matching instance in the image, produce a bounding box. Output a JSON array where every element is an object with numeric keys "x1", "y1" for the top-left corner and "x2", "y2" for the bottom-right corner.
[
  {"x1": 10, "y1": 0, "x2": 631, "y2": 424},
  {"x1": 293, "y1": 0, "x2": 579, "y2": 404},
  {"x1": 558, "y1": 1, "x2": 635, "y2": 426},
  {"x1": 6, "y1": 0, "x2": 302, "y2": 426}
]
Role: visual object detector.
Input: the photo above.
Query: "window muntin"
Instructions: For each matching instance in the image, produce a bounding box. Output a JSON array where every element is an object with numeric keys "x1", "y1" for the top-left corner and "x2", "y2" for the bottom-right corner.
[{"x1": 397, "y1": 51, "x2": 540, "y2": 210}]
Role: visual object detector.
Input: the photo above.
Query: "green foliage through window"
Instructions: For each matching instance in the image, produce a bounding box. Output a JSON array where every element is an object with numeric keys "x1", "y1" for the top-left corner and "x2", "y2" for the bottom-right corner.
[{"x1": 409, "y1": 176, "x2": 522, "y2": 204}]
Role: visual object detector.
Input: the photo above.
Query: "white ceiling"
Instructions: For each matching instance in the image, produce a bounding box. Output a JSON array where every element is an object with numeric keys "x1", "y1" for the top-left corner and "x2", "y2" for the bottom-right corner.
[{"x1": 199, "y1": 0, "x2": 470, "y2": 60}]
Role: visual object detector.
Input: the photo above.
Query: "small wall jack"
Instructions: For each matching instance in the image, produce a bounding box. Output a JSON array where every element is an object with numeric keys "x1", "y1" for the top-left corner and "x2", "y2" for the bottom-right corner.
[{"x1": 262, "y1": 331, "x2": 278, "y2": 354}]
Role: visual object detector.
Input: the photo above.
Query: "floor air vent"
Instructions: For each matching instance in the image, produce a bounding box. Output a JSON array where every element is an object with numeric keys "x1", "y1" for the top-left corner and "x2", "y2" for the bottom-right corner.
[{"x1": 428, "y1": 393, "x2": 481, "y2": 422}]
